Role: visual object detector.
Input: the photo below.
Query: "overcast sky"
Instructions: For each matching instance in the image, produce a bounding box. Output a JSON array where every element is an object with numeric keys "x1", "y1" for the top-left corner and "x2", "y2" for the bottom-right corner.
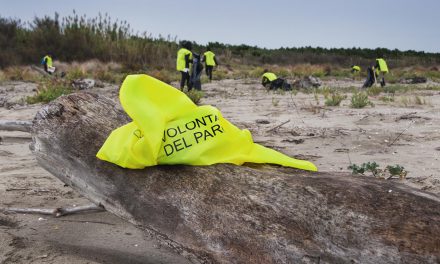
[{"x1": 2, "y1": 0, "x2": 439, "y2": 52}]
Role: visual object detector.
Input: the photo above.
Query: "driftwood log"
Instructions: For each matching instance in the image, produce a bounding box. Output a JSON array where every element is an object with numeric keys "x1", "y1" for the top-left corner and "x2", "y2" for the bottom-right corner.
[
  {"x1": 30, "y1": 92, "x2": 440, "y2": 264},
  {"x1": 0, "y1": 120, "x2": 32, "y2": 132}
]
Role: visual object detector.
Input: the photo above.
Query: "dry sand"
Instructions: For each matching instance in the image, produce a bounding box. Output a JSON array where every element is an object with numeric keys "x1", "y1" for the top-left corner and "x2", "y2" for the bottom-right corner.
[{"x1": 1, "y1": 78, "x2": 439, "y2": 263}]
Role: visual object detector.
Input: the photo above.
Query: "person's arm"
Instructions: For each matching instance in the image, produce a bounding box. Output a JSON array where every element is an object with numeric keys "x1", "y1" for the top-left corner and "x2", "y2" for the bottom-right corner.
[
  {"x1": 214, "y1": 56, "x2": 218, "y2": 66},
  {"x1": 262, "y1": 77, "x2": 269, "y2": 86},
  {"x1": 44, "y1": 58, "x2": 48, "y2": 71},
  {"x1": 184, "y1": 54, "x2": 192, "y2": 68}
]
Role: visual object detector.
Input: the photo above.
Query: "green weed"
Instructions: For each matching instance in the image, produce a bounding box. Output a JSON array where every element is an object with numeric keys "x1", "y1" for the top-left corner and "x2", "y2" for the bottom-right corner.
[
  {"x1": 26, "y1": 80, "x2": 72, "y2": 104},
  {"x1": 367, "y1": 86, "x2": 383, "y2": 96},
  {"x1": 351, "y1": 92, "x2": 373, "y2": 108},
  {"x1": 185, "y1": 90, "x2": 204, "y2": 104},
  {"x1": 325, "y1": 91, "x2": 347, "y2": 106}
]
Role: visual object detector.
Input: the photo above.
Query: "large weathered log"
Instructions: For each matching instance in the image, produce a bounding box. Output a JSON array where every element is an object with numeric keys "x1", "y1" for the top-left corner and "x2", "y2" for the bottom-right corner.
[{"x1": 30, "y1": 92, "x2": 440, "y2": 264}]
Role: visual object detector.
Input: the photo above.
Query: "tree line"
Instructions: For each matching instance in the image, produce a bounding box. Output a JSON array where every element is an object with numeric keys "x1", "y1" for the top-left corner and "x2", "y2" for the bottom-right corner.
[{"x1": 1, "y1": 12, "x2": 439, "y2": 70}]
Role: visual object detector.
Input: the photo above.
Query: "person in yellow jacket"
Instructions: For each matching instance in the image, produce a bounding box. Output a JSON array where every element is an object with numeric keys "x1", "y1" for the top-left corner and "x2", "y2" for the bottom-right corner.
[
  {"x1": 202, "y1": 47, "x2": 218, "y2": 81},
  {"x1": 351, "y1": 65, "x2": 361, "y2": 73},
  {"x1": 261, "y1": 69, "x2": 277, "y2": 88},
  {"x1": 176, "y1": 41, "x2": 193, "y2": 90},
  {"x1": 261, "y1": 69, "x2": 291, "y2": 90},
  {"x1": 374, "y1": 58, "x2": 389, "y2": 87},
  {"x1": 41, "y1": 53, "x2": 56, "y2": 74}
]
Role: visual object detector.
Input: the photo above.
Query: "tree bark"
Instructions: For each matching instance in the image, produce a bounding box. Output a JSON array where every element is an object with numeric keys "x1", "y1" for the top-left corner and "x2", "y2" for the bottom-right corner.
[{"x1": 30, "y1": 92, "x2": 440, "y2": 264}]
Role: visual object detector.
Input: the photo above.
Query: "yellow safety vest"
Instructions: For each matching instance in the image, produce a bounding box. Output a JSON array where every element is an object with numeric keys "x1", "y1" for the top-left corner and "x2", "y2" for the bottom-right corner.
[
  {"x1": 204, "y1": 51, "x2": 216, "y2": 66},
  {"x1": 262, "y1": 72, "x2": 277, "y2": 82},
  {"x1": 43, "y1": 55, "x2": 53, "y2": 68},
  {"x1": 96, "y1": 74, "x2": 317, "y2": 171},
  {"x1": 376, "y1": 58, "x2": 388, "y2": 73},
  {"x1": 176, "y1": 48, "x2": 193, "y2": 71},
  {"x1": 352, "y1": 65, "x2": 361, "y2": 72}
]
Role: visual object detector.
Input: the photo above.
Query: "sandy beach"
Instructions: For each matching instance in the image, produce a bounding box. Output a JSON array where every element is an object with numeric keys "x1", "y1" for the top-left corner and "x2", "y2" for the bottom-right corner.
[{"x1": 1, "y1": 78, "x2": 439, "y2": 263}]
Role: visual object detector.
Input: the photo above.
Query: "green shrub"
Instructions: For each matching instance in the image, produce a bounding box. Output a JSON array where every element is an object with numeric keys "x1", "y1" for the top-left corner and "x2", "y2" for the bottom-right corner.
[
  {"x1": 325, "y1": 91, "x2": 346, "y2": 106},
  {"x1": 26, "y1": 81, "x2": 72, "y2": 104},
  {"x1": 94, "y1": 69, "x2": 122, "y2": 84},
  {"x1": 414, "y1": 95, "x2": 426, "y2": 105},
  {"x1": 379, "y1": 95, "x2": 394, "y2": 102},
  {"x1": 3, "y1": 67, "x2": 40, "y2": 82},
  {"x1": 148, "y1": 69, "x2": 176, "y2": 84},
  {"x1": 351, "y1": 91, "x2": 372, "y2": 108},
  {"x1": 185, "y1": 90, "x2": 204, "y2": 104},
  {"x1": 367, "y1": 86, "x2": 383, "y2": 96},
  {"x1": 66, "y1": 67, "x2": 86, "y2": 81},
  {"x1": 386, "y1": 165, "x2": 407, "y2": 178}
]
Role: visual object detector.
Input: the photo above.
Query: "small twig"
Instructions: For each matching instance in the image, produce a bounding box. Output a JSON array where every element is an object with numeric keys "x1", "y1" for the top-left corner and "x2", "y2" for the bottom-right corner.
[
  {"x1": 3, "y1": 203, "x2": 104, "y2": 217},
  {"x1": 6, "y1": 188, "x2": 31, "y2": 191},
  {"x1": 266, "y1": 120, "x2": 290, "y2": 133},
  {"x1": 58, "y1": 219, "x2": 115, "y2": 226},
  {"x1": 388, "y1": 121, "x2": 414, "y2": 147},
  {"x1": 289, "y1": 93, "x2": 306, "y2": 124}
]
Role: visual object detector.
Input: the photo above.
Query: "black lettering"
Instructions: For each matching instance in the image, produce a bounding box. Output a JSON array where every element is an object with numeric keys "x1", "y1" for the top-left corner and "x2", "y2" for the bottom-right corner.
[
  {"x1": 173, "y1": 138, "x2": 184, "y2": 152},
  {"x1": 214, "y1": 115, "x2": 219, "y2": 121},
  {"x1": 211, "y1": 124, "x2": 224, "y2": 136},
  {"x1": 162, "y1": 130, "x2": 166, "y2": 142},
  {"x1": 204, "y1": 129, "x2": 214, "y2": 140},
  {"x1": 194, "y1": 132, "x2": 203, "y2": 143},
  {"x1": 195, "y1": 117, "x2": 207, "y2": 127},
  {"x1": 167, "y1": 128, "x2": 178, "y2": 138},
  {"x1": 164, "y1": 144, "x2": 174, "y2": 156},
  {"x1": 205, "y1": 114, "x2": 213, "y2": 123},
  {"x1": 177, "y1": 125, "x2": 187, "y2": 134},
  {"x1": 182, "y1": 137, "x2": 192, "y2": 148},
  {"x1": 185, "y1": 121, "x2": 196, "y2": 130}
]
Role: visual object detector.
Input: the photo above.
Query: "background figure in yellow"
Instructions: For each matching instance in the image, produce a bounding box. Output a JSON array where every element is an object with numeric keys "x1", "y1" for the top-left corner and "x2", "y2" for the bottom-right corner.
[
  {"x1": 351, "y1": 65, "x2": 361, "y2": 80},
  {"x1": 375, "y1": 57, "x2": 389, "y2": 87},
  {"x1": 261, "y1": 69, "x2": 278, "y2": 88},
  {"x1": 176, "y1": 41, "x2": 193, "y2": 90},
  {"x1": 202, "y1": 47, "x2": 218, "y2": 81},
  {"x1": 261, "y1": 69, "x2": 291, "y2": 90},
  {"x1": 41, "y1": 53, "x2": 56, "y2": 74},
  {"x1": 351, "y1": 65, "x2": 361, "y2": 73}
]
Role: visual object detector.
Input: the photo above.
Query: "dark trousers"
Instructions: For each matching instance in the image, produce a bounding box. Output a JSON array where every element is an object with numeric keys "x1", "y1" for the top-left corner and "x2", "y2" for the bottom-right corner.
[
  {"x1": 205, "y1": 65, "x2": 214, "y2": 81},
  {"x1": 180, "y1": 71, "x2": 190, "y2": 90}
]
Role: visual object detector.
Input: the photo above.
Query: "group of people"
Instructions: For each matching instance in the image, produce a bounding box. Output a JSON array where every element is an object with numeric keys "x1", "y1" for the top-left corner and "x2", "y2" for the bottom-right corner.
[
  {"x1": 42, "y1": 45, "x2": 389, "y2": 91},
  {"x1": 176, "y1": 41, "x2": 218, "y2": 91},
  {"x1": 352, "y1": 58, "x2": 389, "y2": 88}
]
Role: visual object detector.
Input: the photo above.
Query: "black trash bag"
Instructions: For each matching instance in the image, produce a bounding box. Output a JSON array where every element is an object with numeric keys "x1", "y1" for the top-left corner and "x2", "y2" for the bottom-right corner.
[
  {"x1": 362, "y1": 67, "x2": 375, "y2": 88},
  {"x1": 189, "y1": 53, "x2": 204, "y2": 91},
  {"x1": 270, "y1": 78, "x2": 292, "y2": 90}
]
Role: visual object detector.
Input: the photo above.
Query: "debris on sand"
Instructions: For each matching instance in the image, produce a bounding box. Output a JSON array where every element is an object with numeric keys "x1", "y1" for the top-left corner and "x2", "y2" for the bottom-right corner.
[
  {"x1": 292, "y1": 76, "x2": 322, "y2": 89},
  {"x1": 71, "y1": 78, "x2": 96, "y2": 90},
  {"x1": 399, "y1": 77, "x2": 428, "y2": 84}
]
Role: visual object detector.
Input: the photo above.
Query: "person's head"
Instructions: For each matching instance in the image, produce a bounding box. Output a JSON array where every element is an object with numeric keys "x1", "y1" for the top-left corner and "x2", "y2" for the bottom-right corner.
[
  {"x1": 47, "y1": 52, "x2": 53, "y2": 57},
  {"x1": 181, "y1": 41, "x2": 192, "y2": 51},
  {"x1": 263, "y1": 69, "x2": 269, "y2": 73},
  {"x1": 206, "y1": 47, "x2": 211, "y2": 52}
]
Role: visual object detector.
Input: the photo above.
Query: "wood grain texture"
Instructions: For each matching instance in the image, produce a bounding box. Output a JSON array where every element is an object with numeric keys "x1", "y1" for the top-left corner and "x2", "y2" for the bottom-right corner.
[{"x1": 30, "y1": 92, "x2": 440, "y2": 264}]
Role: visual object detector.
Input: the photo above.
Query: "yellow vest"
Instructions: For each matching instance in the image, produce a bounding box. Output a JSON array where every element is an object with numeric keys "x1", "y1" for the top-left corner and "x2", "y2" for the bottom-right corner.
[
  {"x1": 176, "y1": 48, "x2": 193, "y2": 71},
  {"x1": 96, "y1": 74, "x2": 317, "y2": 171},
  {"x1": 262, "y1": 72, "x2": 277, "y2": 82},
  {"x1": 43, "y1": 55, "x2": 53, "y2": 68},
  {"x1": 204, "y1": 51, "x2": 216, "y2": 66},
  {"x1": 352, "y1": 65, "x2": 361, "y2": 72},
  {"x1": 376, "y1": 58, "x2": 388, "y2": 73}
]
